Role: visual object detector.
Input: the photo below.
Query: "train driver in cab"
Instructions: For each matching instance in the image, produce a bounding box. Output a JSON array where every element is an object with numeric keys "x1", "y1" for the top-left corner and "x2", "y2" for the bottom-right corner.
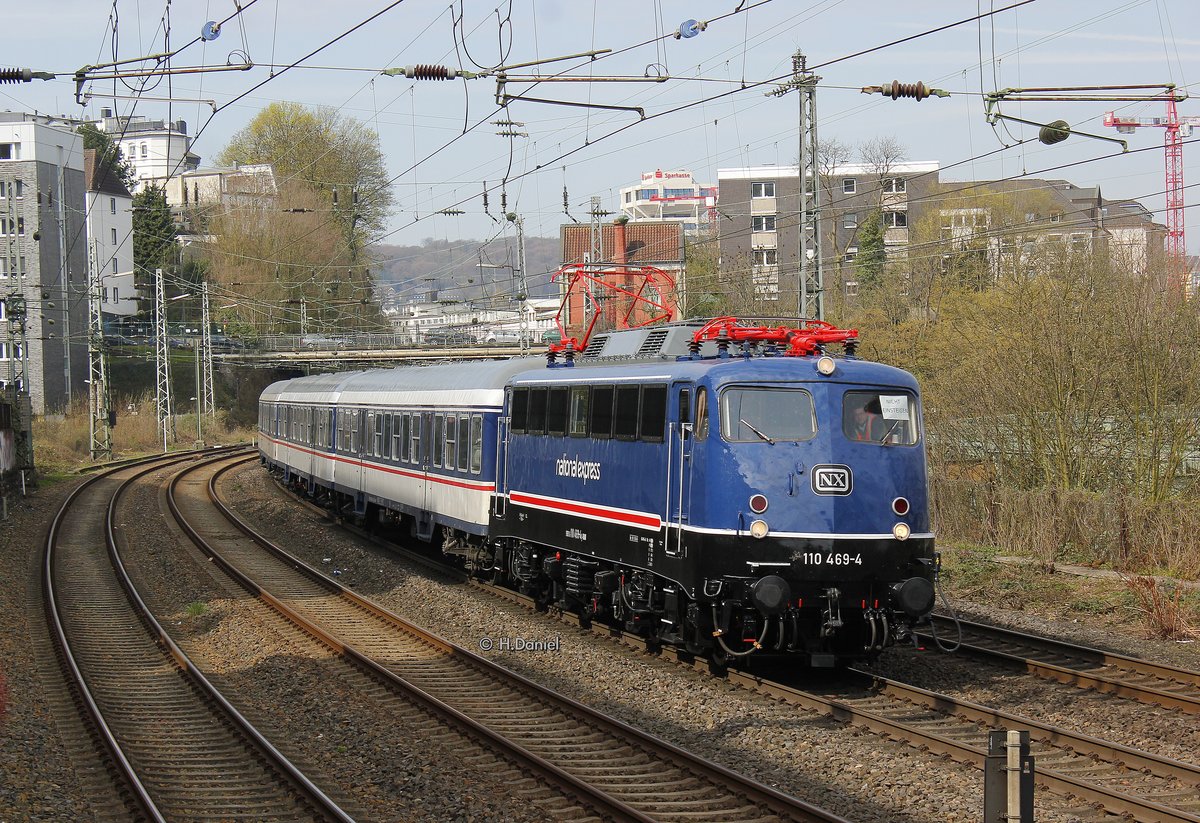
[{"x1": 846, "y1": 395, "x2": 885, "y2": 442}]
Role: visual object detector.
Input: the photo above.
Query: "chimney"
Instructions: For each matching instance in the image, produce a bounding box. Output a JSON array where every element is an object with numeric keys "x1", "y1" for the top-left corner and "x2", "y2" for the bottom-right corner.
[{"x1": 175, "y1": 119, "x2": 187, "y2": 135}]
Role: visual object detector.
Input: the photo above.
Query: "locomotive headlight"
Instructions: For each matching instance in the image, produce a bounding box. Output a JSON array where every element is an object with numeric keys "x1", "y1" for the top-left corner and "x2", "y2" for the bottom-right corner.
[
  {"x1": 749, "y1": 519, "x2": 769, "y2": 539},
  {"x1": 816, "y1": 356, "x2": 836, "y2": 376},
  {"x1": 892, "y1": 522, "x2": 911, "y2": 541}
]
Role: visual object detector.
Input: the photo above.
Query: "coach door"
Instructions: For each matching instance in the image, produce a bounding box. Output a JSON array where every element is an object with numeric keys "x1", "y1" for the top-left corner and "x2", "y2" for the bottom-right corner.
[
  {"x1": 666, "y1": 381, "x2": 696, "y2": 557},
  {"x1": 493, "y1": 409, "x2": 509, "y2": 519}
]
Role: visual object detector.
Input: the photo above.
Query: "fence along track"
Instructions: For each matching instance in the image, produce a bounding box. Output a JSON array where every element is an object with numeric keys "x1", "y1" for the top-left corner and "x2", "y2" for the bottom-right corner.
[
  {"x1": 43, "y1": 450, "x2": 352, "y2": 823},
  {"x1": 191, "y1": 454, "x2": 851, "y2": 823}
]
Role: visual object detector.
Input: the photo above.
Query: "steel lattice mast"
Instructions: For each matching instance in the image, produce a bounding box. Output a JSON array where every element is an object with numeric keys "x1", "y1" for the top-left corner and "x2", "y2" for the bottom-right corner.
[
  {"x1": 87, "y1": 239, "x2": 111, "y2": 458},
  {"x1": 154, "y1": 267, "x2": 173, "y2": 451}
]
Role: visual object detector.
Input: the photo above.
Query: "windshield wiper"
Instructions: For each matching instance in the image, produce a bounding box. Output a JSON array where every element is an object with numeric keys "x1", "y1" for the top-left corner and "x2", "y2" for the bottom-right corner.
[
  {"x1": 739, "y1": 418, "x2": 774, "y2": 444},
  {"x1": 880, "y1": 420, "x2": 902, "y2": 444}
]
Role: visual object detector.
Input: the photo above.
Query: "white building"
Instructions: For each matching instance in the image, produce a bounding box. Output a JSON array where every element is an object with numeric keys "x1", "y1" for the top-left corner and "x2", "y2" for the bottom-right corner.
[
  {"x1": 162, "y1": 163, "x2": 277, "y2": 211},
  {"x1": 94, "y1": 110, "x2": 198, "y2": 192},
  {"x1": 619, "y1": 169, "x2": 716, "y2": 235},
  {"x1": 83, "y1": 150, "x2": 138, "y2": 321}
]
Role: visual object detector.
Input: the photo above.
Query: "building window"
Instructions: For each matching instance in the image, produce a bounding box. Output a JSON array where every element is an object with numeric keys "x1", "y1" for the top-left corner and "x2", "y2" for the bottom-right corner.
[
  {"x1": 843, "y1": 212, "x2": 858, "y2": 229},
  {"x1": 752, "y1": 248, "x2": 778, "y2": 266},
  {"x1": 112, "y1": 258, "x2": 118, "y2": 275},
  {"x1": 110, "y1": 197, "x2": 116, "y2": 215},
  {"x1": 663, "y1": 188, "x2": 693, "y2": 198},
  {"x1": 845, "y1": 280, "x2": 859, "y2": 297},
  {"x1": 845, "y1": 246, "x2": 858, "y2": 263},
  {"x1": 637, "y1": 188, "x2": 655, "y2": 200},
  {"x1": 883, "y1": 178, "x2": 907, "y2": 193},
  {"x1": 751, "y1": 181, "x2": 776, "y2": 198},
  {"x1": 624, "y1": 191, "x2": 632, "y2": 203},
  {"x1": 111, "y1": 227, "x2": 117, "y2": 244},
  {"x1": 140, "y1": 143, "x2": 148, "y2": 158},
  {"x1": 751, "y1": 215, "x2": 776, "y2": 233},
  {"x1": 0, "y1": 143, "x2": 14, "y2": 160},
  {"x1": 112, "y1": 287, "x2": 118, "y2": 302},
  {"x1": 1050, "y1": 211, "x2": 1063, "y2": 223},
  {"x1": 883, "y1": 211, "x2": 908, "y2": 228},
  {"x1": 842, "y1": 178, "x2": 856, "y2": 194},
  {"x1": 14, "y1": 180, "x2": 23, "y2": 198}
]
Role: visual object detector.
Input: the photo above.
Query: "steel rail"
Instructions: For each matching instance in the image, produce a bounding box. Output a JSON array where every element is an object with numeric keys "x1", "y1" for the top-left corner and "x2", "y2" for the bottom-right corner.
[
  {"x1": 201, "y1": 455, "x2": 850, "y2": 823},
  {"x1": 922, "y1": 614, "x2": 1200, "y2": 713}
]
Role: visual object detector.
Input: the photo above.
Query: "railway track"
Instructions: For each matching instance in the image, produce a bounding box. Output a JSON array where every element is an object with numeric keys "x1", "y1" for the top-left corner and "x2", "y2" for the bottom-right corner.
[
  {"x1": 193, "y1": 454, "x2": 850, "y2": 823},
  {"x1": 257, "y1": 464, "x2": 1200, "y2": 822},
  {"x1": 918, "y1": 614, "x2": 1200, "y2": 713},
  {"x1": 42, "y1": 449, "x2": 351, "y2": 822}
]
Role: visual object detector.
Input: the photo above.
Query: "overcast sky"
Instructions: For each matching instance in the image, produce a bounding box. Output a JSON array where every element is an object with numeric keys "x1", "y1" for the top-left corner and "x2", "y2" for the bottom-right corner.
[{"x1": 7, "y1": 0, "x2": 1200, "y2": 253}]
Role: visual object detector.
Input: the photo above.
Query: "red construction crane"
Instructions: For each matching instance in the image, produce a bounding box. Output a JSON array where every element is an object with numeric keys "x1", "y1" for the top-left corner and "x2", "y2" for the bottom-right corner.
[{"x1": 1104, "y1": 98, "x2": 1200, "y2": 283}]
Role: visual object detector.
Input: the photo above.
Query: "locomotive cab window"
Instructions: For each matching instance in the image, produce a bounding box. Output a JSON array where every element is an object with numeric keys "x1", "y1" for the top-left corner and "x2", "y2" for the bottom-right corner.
[
  {"x1": 528, "y1": 388, "x2": 548, "y2": 434},
  {"x1": 720, "y1": 387, "x2": 816, "y2": 442},
  {"x1": 842, "y1": 391, "x2": 918, "y2": 445}
]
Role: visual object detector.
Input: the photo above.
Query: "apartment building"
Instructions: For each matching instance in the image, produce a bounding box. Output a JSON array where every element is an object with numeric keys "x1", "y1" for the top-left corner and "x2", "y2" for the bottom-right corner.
[
  {"x1": 0, "y1": 113, "x2": 89, "y2": 414},
  {"x1": 717, "y1": 161, "x2": 941, "y2": 300},
  {"x1": 84, "y1": 149, "x2": 139, "y2": 323}
]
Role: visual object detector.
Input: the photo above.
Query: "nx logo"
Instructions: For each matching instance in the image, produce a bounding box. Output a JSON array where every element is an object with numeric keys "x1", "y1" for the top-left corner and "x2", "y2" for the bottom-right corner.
[{"x1": 812, "y1": 465, "x2": 853, "y2": 496}]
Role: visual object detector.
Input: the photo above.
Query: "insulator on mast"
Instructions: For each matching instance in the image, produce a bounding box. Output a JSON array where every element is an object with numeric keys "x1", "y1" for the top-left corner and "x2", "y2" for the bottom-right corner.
[
  {"x1": 861, "y1": 81, "x2": 949, "y2": 101},
  {"x1": 1038, "y1": 120, "x2": 1071, "y2": 145},
  {"x1": 382, "y1": 64, "x2": 477, "y2": 81}
]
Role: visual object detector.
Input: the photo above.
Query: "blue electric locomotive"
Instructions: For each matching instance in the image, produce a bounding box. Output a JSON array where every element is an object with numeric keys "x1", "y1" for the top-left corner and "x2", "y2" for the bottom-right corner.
[{"x1": 259, "y1": 318, "x2": 936, "y2": 666}]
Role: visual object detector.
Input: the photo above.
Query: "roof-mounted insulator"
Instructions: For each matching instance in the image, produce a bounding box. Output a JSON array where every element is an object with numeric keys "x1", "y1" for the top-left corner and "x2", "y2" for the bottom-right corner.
[
  {"x1": 382, "y1": 65, "x2": 478, "y2": 81},
  {"x1": 861, "y1": 81, "x2": 949, "y2": 101}
]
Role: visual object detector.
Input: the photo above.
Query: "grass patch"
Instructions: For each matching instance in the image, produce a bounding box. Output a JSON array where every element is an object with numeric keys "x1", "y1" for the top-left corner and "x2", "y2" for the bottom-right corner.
[
  {"x1": 32, "y1": 394, "x2": 255, "y2": 476},
  {"x1": 185, "y1": 601, "x2": 208, "y2": 617}
]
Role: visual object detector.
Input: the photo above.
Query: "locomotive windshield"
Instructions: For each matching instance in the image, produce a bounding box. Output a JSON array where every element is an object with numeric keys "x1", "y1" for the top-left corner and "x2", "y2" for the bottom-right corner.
[
  {"x1": 719, "y1": 387, "x2": 816, "y2": 443},
  {"x1": 842, "y1": 390, "x2": 918, "y2": 445}
]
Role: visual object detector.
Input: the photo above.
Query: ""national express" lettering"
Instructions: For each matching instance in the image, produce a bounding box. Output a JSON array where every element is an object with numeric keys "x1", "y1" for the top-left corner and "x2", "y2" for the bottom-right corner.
[{"x1": 555, "y1": 454, "x2": 601, "y2": 484}]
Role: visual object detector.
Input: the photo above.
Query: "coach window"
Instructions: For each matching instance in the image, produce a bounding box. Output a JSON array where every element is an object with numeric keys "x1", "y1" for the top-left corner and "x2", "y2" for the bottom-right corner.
[
  {"x1": 392, "y1": 414, "x2": 403, "y2": 458},
  {"x1": 470, "y1": 415, "x2": 483, "y2": 473},
  {"x1": 547, "y1": 387, "x2": 568, "y2": 436},
  {"x1": 382, "y1": 413, "x2": 391, "y2": 458},
  {"x1": 444, "y1": 414, "x2": 457, "y2": 470},
  {"x1": 510, "y1": 387, "x2": 529, "y2": 433},
  {"x1": 528, "y1": 387, "x2": 548, "y2": 434},
  {"x1": 409, "y1": 413, "x2": 421, "y2": 463},
  {"x1": 640, "y1": 385, "x2": 667, "y2": 442},
  {"x1": 433, "y1": 415, "x2": 445, "y2": 467},
  {"x1": 721, "y1": 387, "x2": 816, "y2": 442},
  {"x1": 351, "y1": 411, "x2": 362, "y2": 453},
  {"x1": 590, "y1": 386, "x2": 614, "y2": 438},
  {"x1": 457, "y1": 415, "x2": 470, "y2": 471},
  {"x1": 373, "y1": 412, "x2": 384, "y2": 457},
  {"x1": 568, "y1": 386, "x2": 589, "y2": 437},
  {"x1": 694, "y1": 387, "x2": 709, "y2": 441},
  {"x1": 613, "y1": 385, "x2": 640, "y2": 441}
]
